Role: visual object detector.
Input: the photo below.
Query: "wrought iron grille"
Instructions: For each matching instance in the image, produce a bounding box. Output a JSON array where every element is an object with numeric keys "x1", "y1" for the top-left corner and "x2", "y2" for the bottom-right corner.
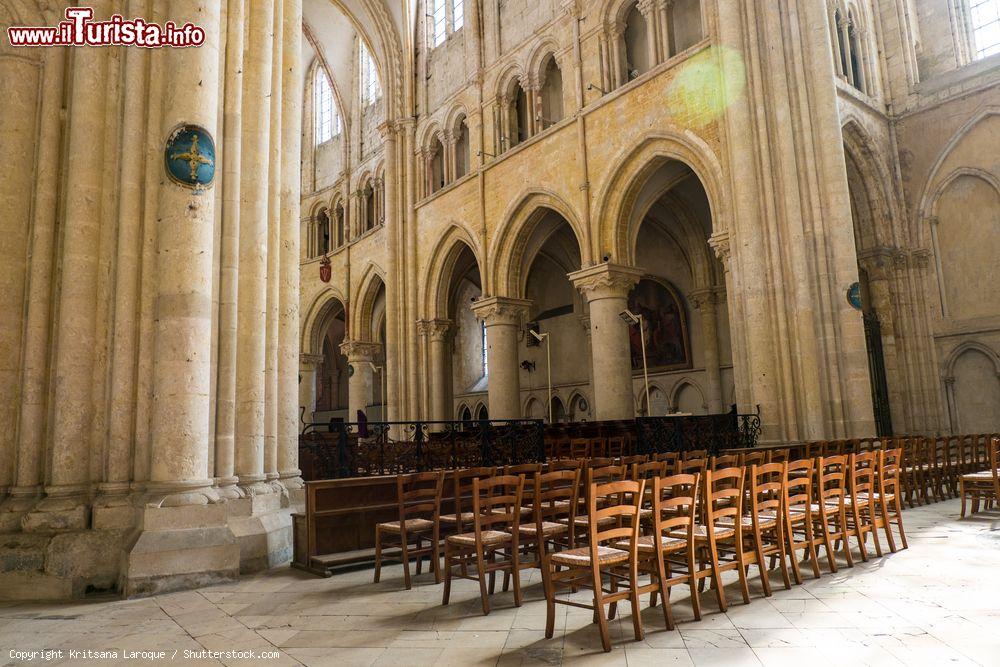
[{"x1": 635, "y1": 405, "x2": 761, "y2": 456}]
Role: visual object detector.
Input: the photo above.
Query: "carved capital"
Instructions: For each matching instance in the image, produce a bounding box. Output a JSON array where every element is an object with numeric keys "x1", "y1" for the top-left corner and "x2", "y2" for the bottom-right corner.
[
  {"x1": 688, "y1": 288, "x2": 717, "y2": 311},
  {"x1": 300, "y1": 353, "x2": 325, "y2": 367},
  {"x1": 568, "y1": 263, "x2": 645, "y2": 301},
  {"x1": 339, "y1": 339, "x2": 382, "y2": 362},
  {"x1": 943, "y1": 376, "x2": 956, "y2": 387},
  {"x1": 471, "y1": 296, "x2": 532, "y2": 326},
  {"x1": 637, "y1": 0, "x2": 656, "y2": 18},
  {"x1": 377, "y1": 121, "x2": 396, "y2": 140},
  {"x1": 417, "y1": 318, "x2": 452, "y2": 341},
  {"x1": 708, "y1": 231, "x2": 731, "y2": 265},
  {"x1": 912, "y1": 248, "x2": 933, "y2": 270}
]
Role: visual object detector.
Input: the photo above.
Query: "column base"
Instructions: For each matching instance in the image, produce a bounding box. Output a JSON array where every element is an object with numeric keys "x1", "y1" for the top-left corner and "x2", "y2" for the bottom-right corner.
[
  {"x1": 92, "y1": 484, "x2": 138, "y2": 531},
  {"x1": 214, "y1": 476, "x2": 245, "y2": 500},
  {"x1": 121, "y1": 502, "x2": 239, "y2": 598},
  {"x1": 144, "y1": 480, "x2": 221, "y2": 508},
  {"x1": 238, "y1": 474, "x2": 276, "y2": 497},
  {"x1": 0, "y1": 488, "x2": 42, "y2": 532},
  {"x1": 21, "y1": 487, "x2": 90, "y2": 532}
]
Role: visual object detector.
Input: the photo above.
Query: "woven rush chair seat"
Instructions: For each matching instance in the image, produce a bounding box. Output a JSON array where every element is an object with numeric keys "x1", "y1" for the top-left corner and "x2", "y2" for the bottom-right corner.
[
  {"x1": 518, "y1": 521, "x2": 568, "y2": 537},
  {"x1": 669, "y1": 523, "x2": 736, "y2": 540},
  {"x1": 718, "y1": 512, "x2": 778, "y2": 529},
  {"x1": 963, "y1": 469, "x2": 1000, "y2": 479},
  {"x1": 378, "y1": 518, "x2": 434, "y2": 533},
  {"x1": 568, "y1": 513, "x2": 618, "y2": 528},
  {"x1": 853, "y1": 491, "x2": 895, "y2": 501},
  {"x1": 439, "y1": 511, "x2": 476, "y2": 524},
  {"x1": 550, "y1": 545, "x2": 629, "y2": 567},
  {"x1": 446, "y1": 529, "x2": 512, "y2": 547},
  {"x1": 615, "y1": 534, "x2": 687, "y2": 553}
]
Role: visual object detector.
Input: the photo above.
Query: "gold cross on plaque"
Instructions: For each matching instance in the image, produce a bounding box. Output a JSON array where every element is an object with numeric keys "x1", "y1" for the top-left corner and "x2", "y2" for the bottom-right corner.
[{"x1": 170, "y1": 134, "x2": 212, "y2": 181}]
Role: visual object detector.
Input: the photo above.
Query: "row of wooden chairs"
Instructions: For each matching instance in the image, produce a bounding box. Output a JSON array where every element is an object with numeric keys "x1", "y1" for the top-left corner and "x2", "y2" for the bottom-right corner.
[{"x1": 375, "y1": 449, "x2": 907, "y2": 651}]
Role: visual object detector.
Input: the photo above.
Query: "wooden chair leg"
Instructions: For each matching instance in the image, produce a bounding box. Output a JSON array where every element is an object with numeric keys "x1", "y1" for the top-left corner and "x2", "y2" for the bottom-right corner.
[
  {"x1": 629, "y1": 569, "x2": 644, "y2": 641},
  {"x1": 852, "y1": 506, "x2": 869, "y2": 562},
  {"x1": 373, "y1": 526, "x2": 383, "y2": 583},
  {"x1": 960, "y1": 480, "x2": 967, "y2": 518},
  {"x1": 442, "y1": 548, "x2": 453, "y2": 605},
  {"x1": 542, "y1": 557, "x2": 557, "y2": 639},
  {"x1": 477, "y1": 547, "x2": 492, "y2": 616},
  {"x1": 511, "y1": 546, "x2": 523, "y2": 607},
  {"x1": 592, "y1": 565, "x2": 612, "y2": 652},
  {"x1": 401, "y1": 533, "x2": 413, "y2": 590}
]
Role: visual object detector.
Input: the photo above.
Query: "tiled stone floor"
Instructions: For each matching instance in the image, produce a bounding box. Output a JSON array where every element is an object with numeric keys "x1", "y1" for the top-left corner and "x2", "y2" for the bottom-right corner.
[{"x1": 2, "y1": 499, "x2": 1000, "y2": 666}]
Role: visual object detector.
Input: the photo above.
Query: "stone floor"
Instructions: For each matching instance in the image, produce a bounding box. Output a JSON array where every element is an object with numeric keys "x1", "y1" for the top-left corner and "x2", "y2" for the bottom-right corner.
[{"x1": 2, "y1": 498, "x2": 999, "y2": 666}]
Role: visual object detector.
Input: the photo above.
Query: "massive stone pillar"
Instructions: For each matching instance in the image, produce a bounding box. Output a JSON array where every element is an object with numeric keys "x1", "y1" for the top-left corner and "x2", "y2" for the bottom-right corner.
[
  {"x1": 471, "y1": 297, "x2": 531, "y2": 420},
  {"x1": 341, "y1": 341, "x2": 381, "y2": 420},
  {"x1": 691, "y1": 289, "x2": 724, "y2": 414},
  {"x1": 278, "y1": 0, "x2": 304, "y2": 489},
  {"x1": 569, "y1": 264, "x2": 644, "y2": 421},
  {"x1": 235, "y1": 0, "x2": 275, "y2": 496},
  {"x1": 24, "y1": 3, "x2": 111, "y2": 531},
  {"x1": 426, "y1": 320, "x2": 453, "y2": 422}
]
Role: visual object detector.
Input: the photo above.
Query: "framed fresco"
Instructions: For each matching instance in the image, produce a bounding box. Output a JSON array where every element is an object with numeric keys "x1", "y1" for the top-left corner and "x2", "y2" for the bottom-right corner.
[{"x1": 627, "y1": 277, "x2": 691, "y2": 372}]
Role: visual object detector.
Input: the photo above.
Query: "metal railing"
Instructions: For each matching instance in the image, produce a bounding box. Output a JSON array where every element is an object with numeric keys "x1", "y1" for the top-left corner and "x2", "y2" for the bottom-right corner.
[
  {"x1": 636, "y1": 406, "x2": 762, "y2": 456},
  {"x1": 300, "y1": 419, "x2": 546, "y2": 479}
]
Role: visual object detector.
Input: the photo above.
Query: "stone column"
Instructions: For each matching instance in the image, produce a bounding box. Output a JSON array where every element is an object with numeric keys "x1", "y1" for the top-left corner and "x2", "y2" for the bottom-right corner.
[
  {"x1": 341, "y1": 341, "x2": 382, "y2": 420},
  {"x1": 299, "y1": 354, "x2": 324, "y2": 424},
  {"x1": 145, "y1": 0, "x2": 223, "y2": 507},
  {"x1": 691, "y1": 289, "x2": 724, "y2": 413},
  {"x1": 569, "y1": 264, "x2": 644, "y2": 421},
  {"x1": 235, "y1": 0, "x2": 275, "y2": 497},
  {"x1": 426, "y1": 320, "x2": 452, "y2": 422},
  {"x1": 213, "y1": 0, "x2": 246, "y2": 501},
  {"x1": 657, "y1": 0, "x2": 674, "y2": 59},
  {"x1": 24, "y1": 2, "x2": 111, "y2": 530},
  {"x1": 279, "y1": 0, "x2": 304, "y2": 489},
  {"x1": 637, "y1": 0, "x2": 661, "y2": 67},
  {"x1": 471, "y1": 297, "x2": 531, "y2": 419}
]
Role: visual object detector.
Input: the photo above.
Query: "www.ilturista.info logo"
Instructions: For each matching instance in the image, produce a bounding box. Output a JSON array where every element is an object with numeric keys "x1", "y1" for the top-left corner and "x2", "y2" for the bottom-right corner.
[{"x1": 7, "y1": 7, "x2": 206, "y2": 48}]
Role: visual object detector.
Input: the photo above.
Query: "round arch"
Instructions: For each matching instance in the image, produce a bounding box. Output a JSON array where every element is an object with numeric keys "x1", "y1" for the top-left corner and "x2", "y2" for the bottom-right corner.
[
  {"x1": 489, "y1": 189, "x2": 588, "y2": 297},
  {"x1": 595, "y1": 131, "x2": 727, "y2": 265},
  {"x1": 424, "y1": 224, "x2": 485, "y2": 320},
  {"x1": 943, "y1": 341, "x2": 1000, "y2": 378}
]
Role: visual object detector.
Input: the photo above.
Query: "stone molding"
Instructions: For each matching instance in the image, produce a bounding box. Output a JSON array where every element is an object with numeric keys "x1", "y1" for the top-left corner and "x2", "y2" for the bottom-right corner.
[
  {"x1": 471, "y1": 296, "x2": 532, "y2": 326},
  {"x1": 299, "y1": 353, "x2": 324, "y2": 366},
  {"x1": 568, "y1": 263, "x2": 645, "y2": 301}
]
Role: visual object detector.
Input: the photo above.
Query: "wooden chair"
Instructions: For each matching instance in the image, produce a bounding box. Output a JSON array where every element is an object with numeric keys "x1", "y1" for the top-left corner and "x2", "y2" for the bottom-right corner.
[
  {"x1": 374, "y1": 471, "x2": 445, "y2": 589},
  {"x1": 553, "y1": 437, "x2": 573, "y2": 460},
  {"x1": 520, "y1": 469, "x2": 580, "y2": 566},
  {"x1": 440, "y1": 466, "x2": 496, "y2": 535},
  {"x1": 618, "y1": 454, "x2": 647, "y2": 467},
  {"x1": 653, "y1": 451, "x2": 680, "y2": 473},
  {"x1": 569, "y1": 438, "x2": 591, "y2": 459},
  {"x1": 782, "y1": 459, "x2": 822, "y2": 584},
  {"x1": 740, "y1": 450, "x2": 767, "y2": 470},
  {"x1": 843, "y1": 452, "x2": 880, "y2": 562},
  {"x1": 569, "y1": 464, "x2": 629, "y2": 546},
  {"x1": 811, "y1": 455, "x2": 854, "y2": 572},
  {"x1": 442, "y1": 474, "x2": 525, "y2": 615},
  {"x1": 680, "y1": 467, "x2": 751, "y2": 613},
  {"x1": 745, "y1": 463, "x2": 792, "y2": 595},
  {"x1": 541, "y1": 478, "x2": 647, "y2": 652},
  {"x1": 588, "y1": 456, "x2": 615, "y2": 468},
  {"x1": 684, "y1": 449, "x2": 708, "y2": 461},
  {"x1": 767, "y1": 448, "x2": 791, "y2": 465},
  {"x1": 549, "y1": 458, "x2": 584, "y2": 472},
  {"x1": 590, "y1": 437, "x2": 609, "y2": 458},
  {"x1": 607, "y1": 436, "x2": 627, "y2": 458},
  {"x1": 630, "y1": 473, "x2": 700, "y2": 629},
  {"x1": 960, "y1": 437, "x2": 1000, "y2": 518},
  {"x1": 678, "y1": 455, "x2": 707, "y2": 478},
  {"x1": 631, "y1": 459, "x2": 666, "y2": 525},
  {"x1": 870, "y1": 447, "x2": 908, "y2": 551},
  {"x1": 709, "y1": 453, "x2": 741, "y2": 470}
]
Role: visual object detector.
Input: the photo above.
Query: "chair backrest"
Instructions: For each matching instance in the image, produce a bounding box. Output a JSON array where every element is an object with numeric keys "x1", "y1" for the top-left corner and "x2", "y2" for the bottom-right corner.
[
  {"x1": 504, "y1": 463, "x2": 542, "y2": 476},
  {"x1": 652, "y1": 451, "x2": 680, "y2": 472},
  {"x1": 849, "y1": 451, "x2": 877, "y2": 504},
  {"x1": 396, "y1": 471, "x2": 444, "y2": 525},
  {"x1": 784, "y1": 459, "x2": 813, "y2": 517},
  {"x1": 703, "y1": 467, "x2": 744, "y2": 540},
  {"x1": 588, "y1": 479, "x2": 645, "y2": 556},
  {"x1": 766, "y1": 448, "x2": 790, "y2": 464},
  {"x1": 590, "y1": 437, "x2": 608, "y2": 458},
  {"x1": 618, "y1": 454, "x2": 646, "y2": 467},
  {"x1": 710, "y1": 453, "x2": 741, "y2": 470},
  {"x1": 678, "y1": 456, "x2": 707, "y2": 477},
  {"x1": 816, "y1": 455, "x2": 848, "y2": 506},
  {"x1": 569, "y1": 438, "x2": 590, "y2": 459},
  {"x1": 684, "y1": 449, "x2": 708, "y2": 461},
  {"x1": 454, "y1": 466, "x2": 496, "y2": 529},
  {"x1": 588, "y1": 457, "x2": 615, "y2": 468},
  {"x1": 631, "y1": 459, "x2": 666, "y2": 482},
  {"x1": 749, "y1": 462, "x2": 783, "y2": 530},
  {"x1": 553, "y1": 437, "x2": 573, "y2": 460},
  {"x1": 533, "y1": 469, "x2": 581, "y2": 526},
  {"x1": 652, "y1": 473, "x2": 699, "y2": 544},
  {"x1": 606, "y1": 436, "x2": 627, "y2": 458},
  {"x1": 740, "y1": 451, "x2": 767, "y2": 469},
  {"x1": 472, "y1": 474, "x2": 524, "y2": 533},
  {"x1": 549, "y1": 458, "x2": 584, "y2": 472},
  {"x1": 990, "y1": 437, "x2": 1000, "y2": 475},
  {"x1": 878, "y1": 447, "x2": 902, "y2": 497}
]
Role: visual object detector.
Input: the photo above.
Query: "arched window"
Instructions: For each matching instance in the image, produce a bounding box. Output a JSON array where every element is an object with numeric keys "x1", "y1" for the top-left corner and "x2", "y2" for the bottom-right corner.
[
  {"x1": 452, "y1": 0, "x2": 464, "y2": 30},
  {"x1": 431, "y1": 0, "x2": 447, "y2": 46},
  {"x1": 454, "y1": 116, "x2": 470, "y2": 179},
  {"x1": 970, "y1": 0, "x2": 1000, "y2": 59},
  {"x1": 624, "y1": 2, "x2": 651, "y2": 81},
  {"x1": 360, "y1": 40, "x2": 381, "y2": 107},
  {"x1": 317, "y1": 209, "x2": 331, "y2": 255},
  {"x1": 539, "y1": 56, "x2": 563, "y2": 128},
  {"x1": 508, "y1": 80, "x2": 530, "y2": 146},
  {"x1": 313, "y1": 68, "x2": 340, "y2": 144},
  {"x1": 429, "y1": 136, "x2": 445, "y2": 193}
]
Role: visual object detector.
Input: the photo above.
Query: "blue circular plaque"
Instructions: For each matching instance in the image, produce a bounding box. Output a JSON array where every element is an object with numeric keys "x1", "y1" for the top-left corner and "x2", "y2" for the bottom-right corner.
[
  {"x1": 164, "y1": 124, "x2": 216, "y2": 190},
  {"x1": 847, "y1": 282, "x2": 863, "y2": 311}
]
